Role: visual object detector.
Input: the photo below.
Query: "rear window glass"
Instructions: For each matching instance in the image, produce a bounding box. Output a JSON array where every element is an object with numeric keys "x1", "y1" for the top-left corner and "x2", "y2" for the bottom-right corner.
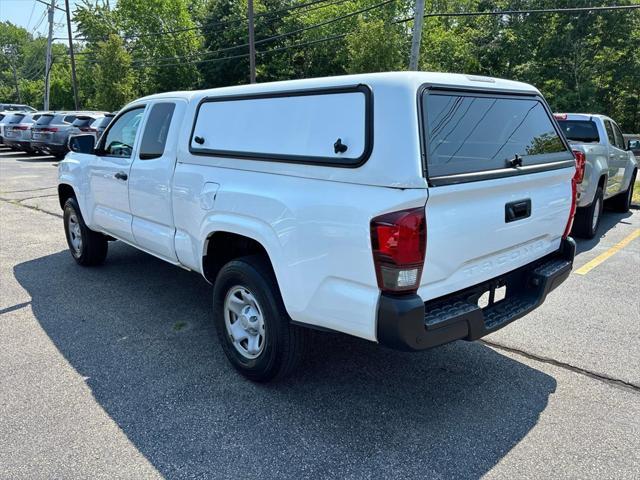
[
  {"x1": 6, "y1": 113, "x2": 26, "y2": 123},
  {"x1": 190, "y1": 86, "x2": 371, "y2": 165},
  {"x1": 36, "y1": 115, "x2": 54, "y2": 125},
  {"x1": 423, "y1": 92, "x2": 571, "y2": 178},
  {"x1": 93, "y1": 116, "x2": 114, "y2": 128},
  {"x1": 72, "y1": 117, "x2": 95, "y2": 127},
  {"x1": 557, "y1": 120, "x2": 600, "y2": 143},
  {"x1": 63, "y1": 115, "x2": 76, "y2": 123}
]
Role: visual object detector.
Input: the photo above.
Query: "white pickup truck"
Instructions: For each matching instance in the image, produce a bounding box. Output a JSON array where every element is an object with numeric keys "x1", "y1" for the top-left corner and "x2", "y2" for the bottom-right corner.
[
  {"x1": 555, "y1": 113, "x2": 637, "y2": 238},
  {"x1": 59, "y1": 72, "x2": 577, "y2": 381}
]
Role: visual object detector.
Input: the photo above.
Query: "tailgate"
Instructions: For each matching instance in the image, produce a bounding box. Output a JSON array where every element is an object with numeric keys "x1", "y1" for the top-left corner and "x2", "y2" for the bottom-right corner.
[
  {"x1": 418, "y1": 88, "x2": 575, "y2": 301},
  {"x1": 418, "y1": 167, "x2": 574, "y2": 301}
]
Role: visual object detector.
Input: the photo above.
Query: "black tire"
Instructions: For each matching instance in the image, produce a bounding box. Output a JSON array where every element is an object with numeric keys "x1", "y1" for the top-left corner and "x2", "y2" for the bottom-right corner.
[
  {"x1": 608, "y1": 170, "x2": 637, "y2": 213},
  {"x1": 572, "y1": 186, "x2": 604, "y2": 239},
  {"x1": 63, "y1": 198, "x2": 108, "y2": 266},
  {"x1": 213, "y1": 255, "x2": 307, "y2": 382}
]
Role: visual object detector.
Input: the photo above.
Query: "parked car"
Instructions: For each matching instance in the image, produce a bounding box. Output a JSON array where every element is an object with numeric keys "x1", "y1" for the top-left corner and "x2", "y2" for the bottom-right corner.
[
  {"x1": 3, "y1": 112, "x2": 43, "y2": 153},
  {"x1": 627, "y1": 139, "x2": 640, "y2": 157},
  {"x1": 0, "y1": 112, "x2": 9, "y2": 144},
  {"x1": 67, "y1": 113, "x2": 109, "y2": 142},
  {"x1": 90, "y1": 112, "x2": 116, "y2": 140},
  {"x1": 555, "y1": 114, "x2": 638, "y2": 238},
  {"x1": 0, "y1": 112, "x2": 30, "y2": 149},
  {"x1": 59, "y1": 72, "x2": 577, "y2": 381},
  {"x1": 0, "y1": 103, "x2": 36, "y2": 112},
  {"x1": 31, "y1": 112, "x2": 78, "y2": 159}
]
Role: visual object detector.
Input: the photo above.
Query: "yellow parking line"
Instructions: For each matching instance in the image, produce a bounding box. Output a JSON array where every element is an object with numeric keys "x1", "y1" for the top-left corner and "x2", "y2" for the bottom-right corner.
[{"x1": 574, "y1": 229, "x2": 640, "y2": 275}]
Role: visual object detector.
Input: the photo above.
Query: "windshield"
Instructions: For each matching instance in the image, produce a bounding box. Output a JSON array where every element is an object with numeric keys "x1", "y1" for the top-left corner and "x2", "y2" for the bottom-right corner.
[
  {"x1": 422, "y1": 91, "x2": 571, "y2": 178},
  {"x1": 557, "y1": 120, "x2": 600, "y2": 143}
]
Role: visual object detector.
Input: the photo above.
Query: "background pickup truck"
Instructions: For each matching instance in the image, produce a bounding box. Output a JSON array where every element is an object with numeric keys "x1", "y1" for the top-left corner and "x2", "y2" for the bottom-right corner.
[
  {"x1": 58, "y1": 72, "x2": 577, "y2": 381},
  {"x1": 556, "y1": 113, "x2": 637, "y2": 238}
]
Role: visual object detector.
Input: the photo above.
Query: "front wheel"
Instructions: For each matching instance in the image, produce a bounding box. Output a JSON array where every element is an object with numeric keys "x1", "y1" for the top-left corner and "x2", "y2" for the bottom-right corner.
[
  {"x1": 63, "y1": 198, "x2": 108, "y2": 266},
  {"x1": 572, "y1": 187, "x2": 603, "y2": 239},
  {"x1": 213, "y1": 256, "x2": 306, "y2": 382}
]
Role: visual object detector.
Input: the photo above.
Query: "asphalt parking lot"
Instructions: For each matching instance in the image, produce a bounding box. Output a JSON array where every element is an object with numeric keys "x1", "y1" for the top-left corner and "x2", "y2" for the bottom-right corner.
[{"x1": 1, "y1": 147, "x2": 639, "y2": 479}]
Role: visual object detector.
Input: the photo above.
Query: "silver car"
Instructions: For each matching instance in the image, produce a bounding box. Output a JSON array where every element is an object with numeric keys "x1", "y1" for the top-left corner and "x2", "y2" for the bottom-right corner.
[
  {"x1": 3, "y1": 113, "x2": 43, "y2": 153},
  {"x1": 0, "y1": 112, "x2": 31, "y2": 149},
  {"x1": 68, "y1": 113, "x2": 110, "y2": 142},
  {"x1": 31, "y1": 112, "x2": 79, "y2": 159}
]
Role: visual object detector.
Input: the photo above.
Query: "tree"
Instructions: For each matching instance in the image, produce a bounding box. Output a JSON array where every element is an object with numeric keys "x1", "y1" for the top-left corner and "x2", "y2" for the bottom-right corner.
[
  {"x1": 92, "y1": 34, "x2": 135, "y2": 111},
  {"x1": 346, "y1": 17, "x2": 403, "y2": 73}
]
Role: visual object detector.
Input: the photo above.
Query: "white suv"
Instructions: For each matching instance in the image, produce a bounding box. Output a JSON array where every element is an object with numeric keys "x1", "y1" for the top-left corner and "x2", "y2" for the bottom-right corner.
[{"x1": 59, "y1": 72, "x2": 577, "y2": 381}]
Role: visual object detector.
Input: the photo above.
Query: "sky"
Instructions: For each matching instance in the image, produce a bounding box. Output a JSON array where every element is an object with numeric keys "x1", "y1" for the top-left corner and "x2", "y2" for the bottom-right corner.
[{"x1": 0, "y1": 0, "x2": 111, "y2": 41}]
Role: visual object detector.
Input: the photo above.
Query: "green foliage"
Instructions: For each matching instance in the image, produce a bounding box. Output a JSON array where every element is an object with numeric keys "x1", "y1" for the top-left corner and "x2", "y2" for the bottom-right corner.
[
  {"x1": 1, "y1": 1, "x2": 638, "y2": 132},
  {"x1": 92, "y1": 35, "x2": 135, "y2": 111}
]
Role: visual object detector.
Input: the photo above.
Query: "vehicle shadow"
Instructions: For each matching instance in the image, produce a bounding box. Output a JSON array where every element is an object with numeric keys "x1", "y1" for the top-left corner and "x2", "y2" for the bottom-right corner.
[
  {"x1": 574, "y1": 210, "x2": 633, "y2": 255},
  {"x1": 14, "y1": 243, "x2": 556, "y2": 479}
]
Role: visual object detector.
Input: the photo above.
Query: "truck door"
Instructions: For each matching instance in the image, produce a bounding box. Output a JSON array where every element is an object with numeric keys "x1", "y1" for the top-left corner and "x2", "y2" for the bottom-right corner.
[
  {"x1": 128, "y1": 100, "x2": 185, "y2": 262},
  {"x1": 89, "y1": 106, "x2": 146, "y2": 242},
  {"x1": 610, "y1": 121, "x2": 630, "y2": 195},
  {"x1": 603, "y1": 119, "x2": 626, "y2": 196}
]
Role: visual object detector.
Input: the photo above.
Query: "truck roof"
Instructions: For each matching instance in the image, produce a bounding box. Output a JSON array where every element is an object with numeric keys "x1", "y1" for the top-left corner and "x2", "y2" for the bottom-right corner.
[{"x1": 134, "y1": 71, "x2": 541, "y2": 103}]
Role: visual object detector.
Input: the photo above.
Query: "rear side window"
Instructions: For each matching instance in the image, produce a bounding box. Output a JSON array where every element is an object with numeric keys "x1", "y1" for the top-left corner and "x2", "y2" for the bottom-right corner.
[
  {"x1": 422, "y1": 91, "x2": 571, "y2": 179},
  {"x1": 611, "y1": 122, "x2": 626, "y2": 150},
  {"x1": 557, "y1": 120, "x2": 600, "y2": 143},
  {"x1": 139, "y1": 103, "x2": 175, "y2": 159},
  {"x1": 604, "y1": 121, "x2": 616, "y2": 145},
  {"x1": 190, "y1": 85, "x2": 372, "y2": 166},
  {"x1": 93, "y1": 116, "x2": 114, "y2": 128}
]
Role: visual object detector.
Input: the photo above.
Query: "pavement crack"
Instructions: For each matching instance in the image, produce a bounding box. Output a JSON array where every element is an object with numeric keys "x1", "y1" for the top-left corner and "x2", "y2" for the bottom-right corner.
[
  {"x1": 482, "y1": 340, "x2": 640, "y2": 393},
  {"x1": 0, "y1": 302, "x2": 32, "y2": 316},
  {"x1": 17, "y1": 193, "x2": 58, "y2": 202},
  {"x1": 0, "y1": 186, "x2": 56, "y2": 194},
  {"x1": 0, "y1": 197, "x2": 62, "y2": 218}
]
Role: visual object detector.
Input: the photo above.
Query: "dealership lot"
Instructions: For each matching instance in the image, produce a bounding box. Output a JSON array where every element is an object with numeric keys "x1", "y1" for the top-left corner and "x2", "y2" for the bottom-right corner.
[{"x1": 1, "y1": 148, "x2": 638, "y2": 479}]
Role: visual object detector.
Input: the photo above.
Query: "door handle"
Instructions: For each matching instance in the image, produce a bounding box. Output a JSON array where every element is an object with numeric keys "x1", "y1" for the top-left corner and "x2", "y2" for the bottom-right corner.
[{"x1": 114, "y1": 171, "x2": 128, "y2": 181}]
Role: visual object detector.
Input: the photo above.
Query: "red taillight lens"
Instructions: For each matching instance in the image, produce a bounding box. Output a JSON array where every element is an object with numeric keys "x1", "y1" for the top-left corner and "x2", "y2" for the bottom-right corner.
[
  {"x1": 371, "y1": 207, "x2": 426, "y2": 293},
  {"x1": 42, "y1": 127, "x2": 58, "y2": 132},
  {"x1": 16, "y1": 125, "x2": 29, "y2": 130},
  {"x1": 563, "y1": 150, "x2": 587, "y2": 238},
  {"x1": 554, "y1": 113, "x2": 568, "y2": 121},
  {"x1": 80, "y1": 127, "x2": 97, "y2": 132},
  {"x1": 573, "y1": 150, "x2": 586, "y2": 184}
]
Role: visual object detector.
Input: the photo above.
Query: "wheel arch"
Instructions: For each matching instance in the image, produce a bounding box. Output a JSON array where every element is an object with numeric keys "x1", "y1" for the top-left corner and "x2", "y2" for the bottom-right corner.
[{"x1": 58, "y1": 183, "x2": 77, "y2": 210}]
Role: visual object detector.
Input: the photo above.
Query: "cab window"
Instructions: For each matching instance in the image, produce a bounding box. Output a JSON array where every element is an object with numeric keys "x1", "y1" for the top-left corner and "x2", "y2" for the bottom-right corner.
[
  {"x1": 139, "y1": 103, "x2": 175, "y2": 159},
  {"x1": 101, "y1": 107, "x2": 145, "y2": 158}
]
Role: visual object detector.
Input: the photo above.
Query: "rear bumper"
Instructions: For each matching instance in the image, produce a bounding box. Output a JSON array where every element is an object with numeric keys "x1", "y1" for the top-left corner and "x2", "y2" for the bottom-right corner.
[{"x1": 377, "y1": 237, "x2": 576, "y2": 351}]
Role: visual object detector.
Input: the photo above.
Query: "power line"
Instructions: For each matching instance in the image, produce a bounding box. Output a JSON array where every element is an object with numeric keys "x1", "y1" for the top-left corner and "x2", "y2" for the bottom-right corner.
[
  {"x1": 125, "y1": 0, "x2": 394, "y2": 67},
  {"x1": 397, "y1": 3, "x2": 640, "y2": 23},
  {"x1": 80, "y1": 0, "x2": 348, "y2": 41}
]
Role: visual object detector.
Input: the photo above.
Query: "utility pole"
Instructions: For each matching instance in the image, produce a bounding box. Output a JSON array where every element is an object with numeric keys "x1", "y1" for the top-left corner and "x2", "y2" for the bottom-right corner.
[
  {"x1": 409, "y1": 0, "x2": 425, "y2": 70},
  {"x1": 64, "y1": 0, "x2": 79, "y2": 110},
  {"x1": 247, "y1": 0, "x2": 256, "y2": 83},
  {"x1": 44, "y1": 0, "x2": 55, "y2": 110}
]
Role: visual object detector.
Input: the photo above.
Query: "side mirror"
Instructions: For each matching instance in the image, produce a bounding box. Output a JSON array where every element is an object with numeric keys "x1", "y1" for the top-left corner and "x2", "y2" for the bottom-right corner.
[
  {"x1": 627, "y1": 140, "x2": 639, "y2": 150},
  {"x1": 68, "y1": 134, "x2": 96, "y2": 154}
]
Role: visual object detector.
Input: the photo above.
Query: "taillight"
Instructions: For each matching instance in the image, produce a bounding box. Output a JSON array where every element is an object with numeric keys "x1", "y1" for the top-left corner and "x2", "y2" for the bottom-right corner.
[
  {"x1": 573, "y1": 150, "x2": 586, "y2": 184},
  {"x1": 16, "y1": 125, "x2": 29, "y2": 130},
  {"x1": 554, "y1": 113, "x2": 568, "y2": 121},
  {"x1": 80, "y1": 127, "x2": 97, "y2": 132},
  {"x1": 563, "y1": 150, "x2": 587, "y2": 238},
  {"x1": 371, "y1": 207, "x2": 426, "y2": 293},
  {"x1": 42, "y1": 127, "x2": 58, "y2": 132}
]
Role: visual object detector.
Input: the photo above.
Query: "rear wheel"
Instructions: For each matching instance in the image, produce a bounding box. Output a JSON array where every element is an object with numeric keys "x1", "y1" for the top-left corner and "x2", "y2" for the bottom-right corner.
[
  {"x1": 608, "y1": 170, "x2": 636, "y2": 213},
  {"x1": 63, "y1": 198, "x2": 108, "y2": 266},
  {"x1": 572, "y1": 187, "x2": 603, "y2": 239},
  {"x1": 213, "y1": 255, "x2": 306, "y2": 382}
]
